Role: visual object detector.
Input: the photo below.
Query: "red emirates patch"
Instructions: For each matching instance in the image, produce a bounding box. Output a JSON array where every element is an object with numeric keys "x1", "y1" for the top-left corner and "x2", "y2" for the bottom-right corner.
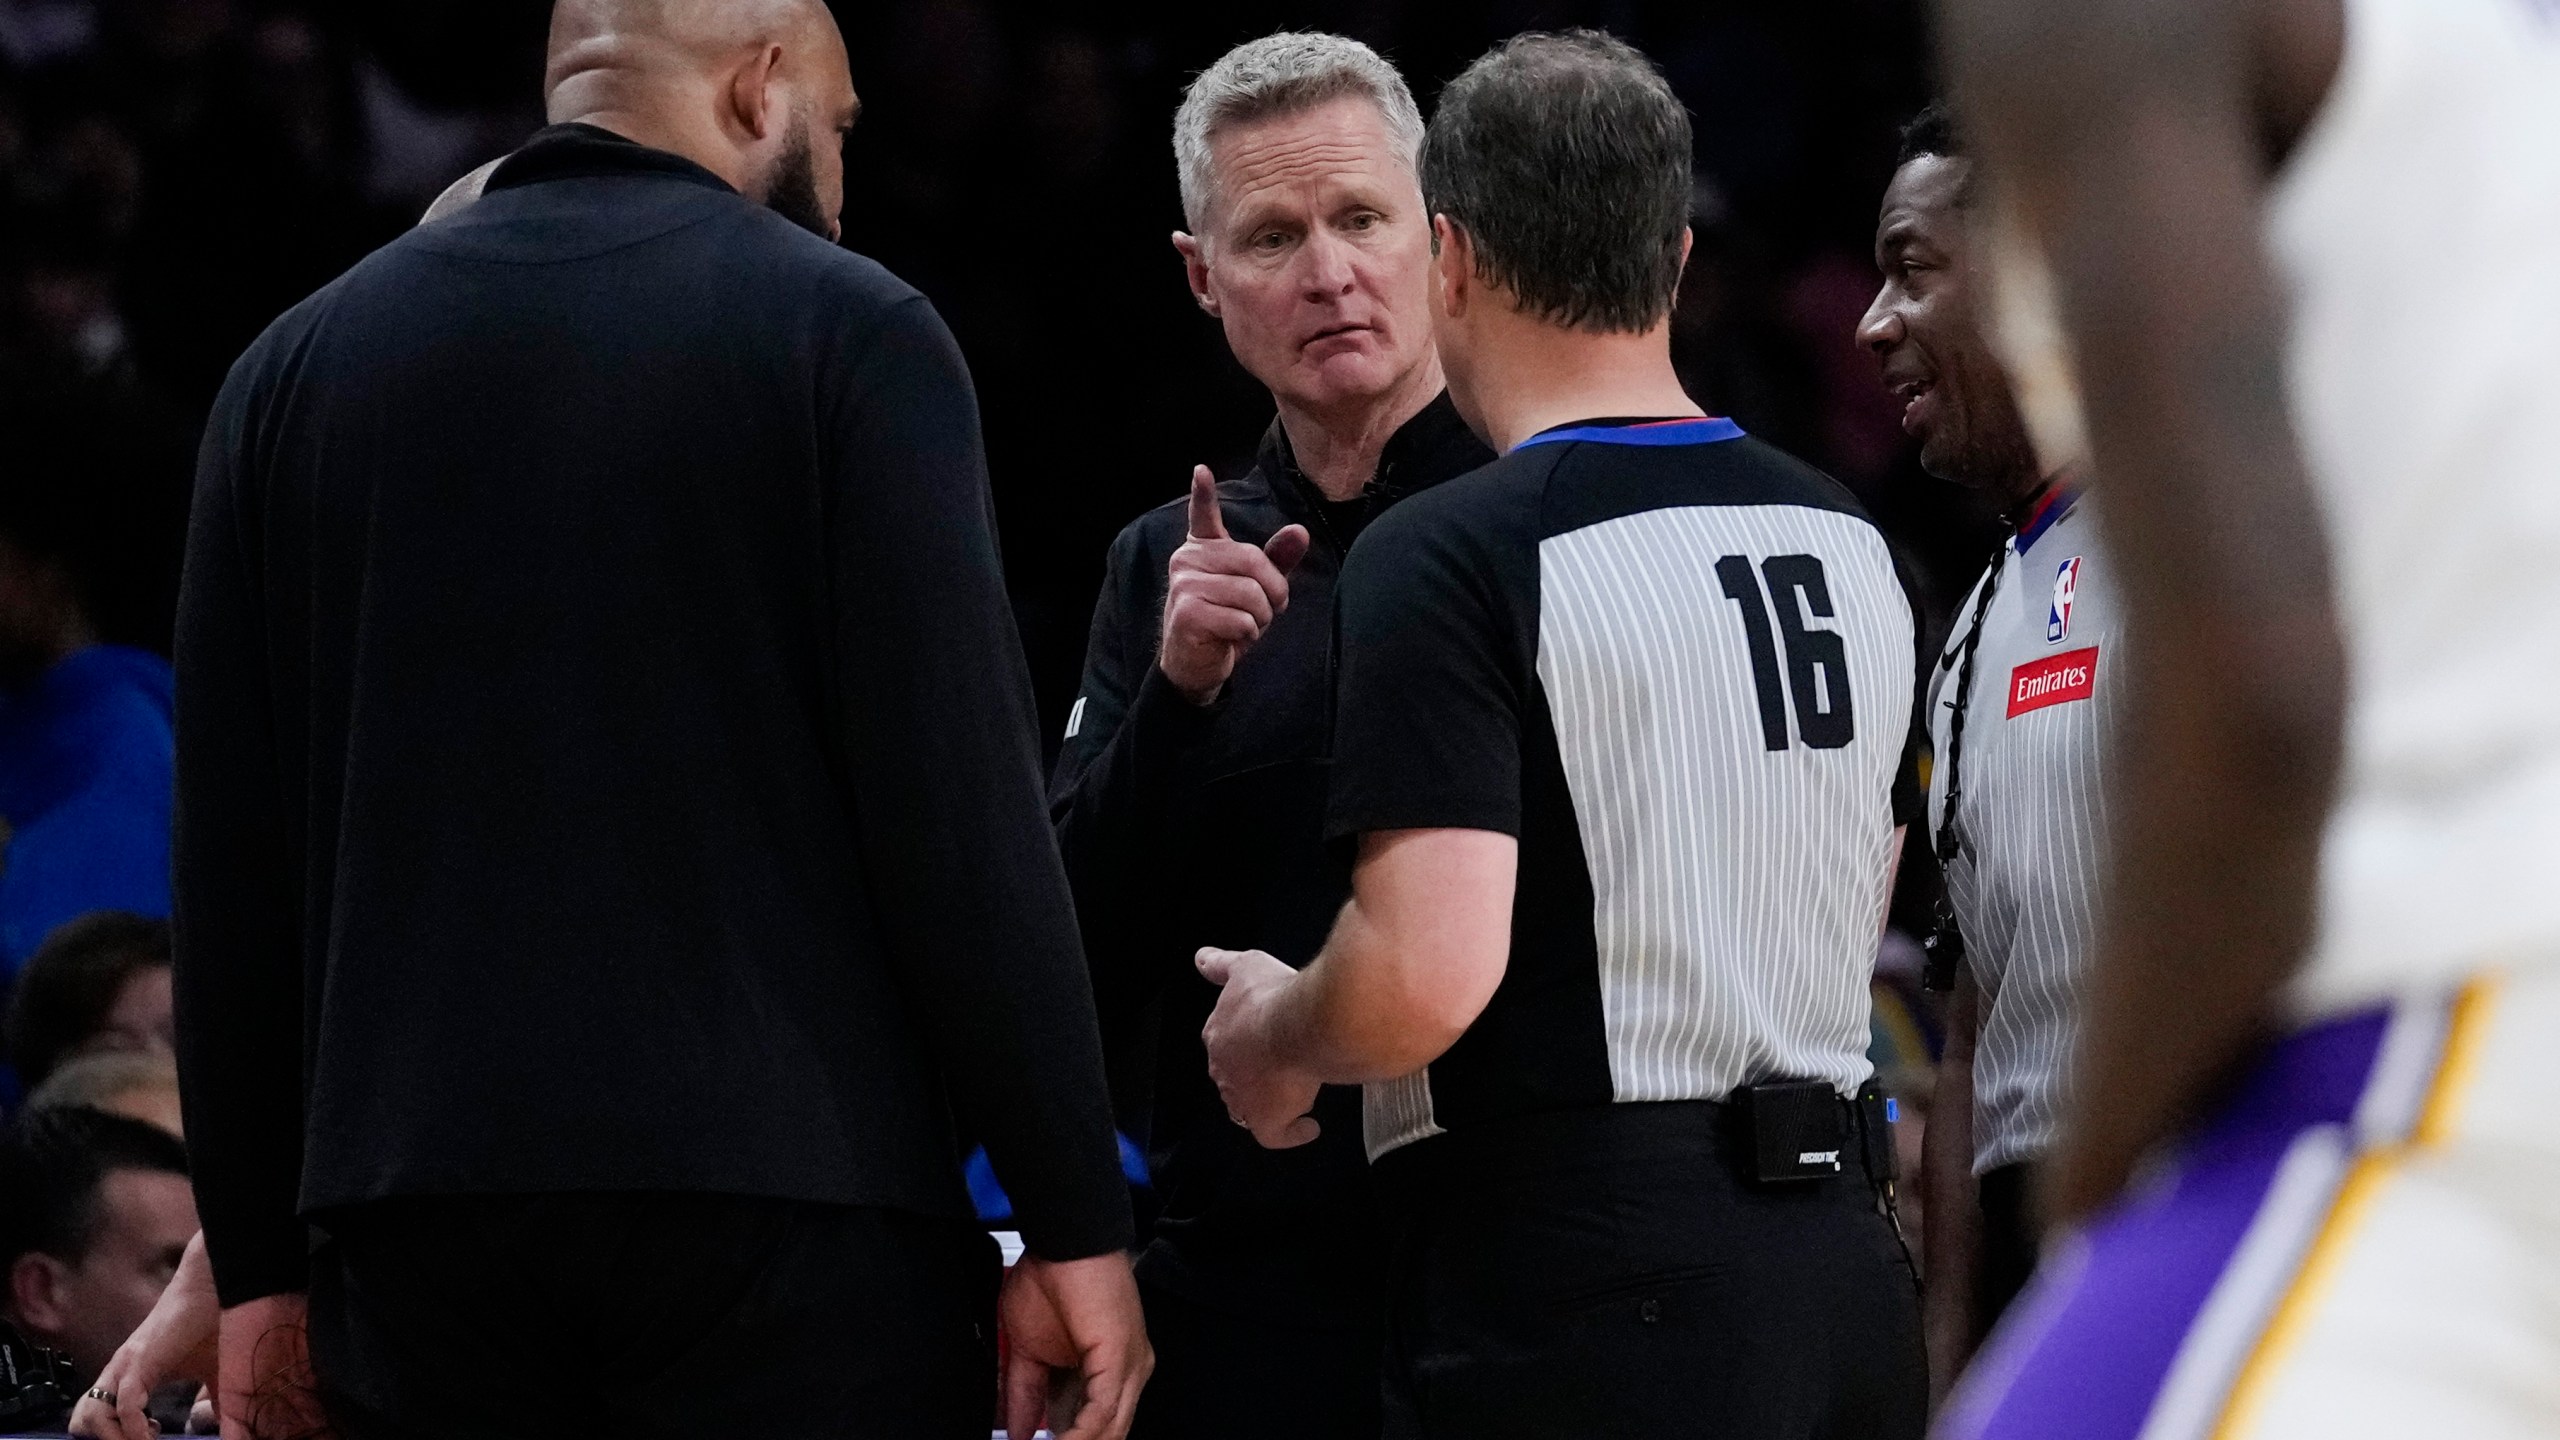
[{"x1": 2008, "y1": 647, "x2": 2099, "y2": 716}]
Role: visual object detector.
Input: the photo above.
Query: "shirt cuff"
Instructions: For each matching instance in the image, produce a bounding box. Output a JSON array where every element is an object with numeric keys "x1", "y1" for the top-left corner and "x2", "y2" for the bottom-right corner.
[
  {"x1": 204, "y1": 1219, "x2": 312, "y2": 1308},
  {"x1": 1013, "y1": 1197, "x2": 1136, "y2": 1263},
  {"x1": 1121, "y1": 665, "x2": 1224, "y2": 792}
]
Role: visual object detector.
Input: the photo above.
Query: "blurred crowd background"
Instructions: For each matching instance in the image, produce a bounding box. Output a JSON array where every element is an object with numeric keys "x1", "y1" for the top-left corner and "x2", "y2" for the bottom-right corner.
[{"x1": 0, "y1": 0, "x2": 1991, "y2": 1400}]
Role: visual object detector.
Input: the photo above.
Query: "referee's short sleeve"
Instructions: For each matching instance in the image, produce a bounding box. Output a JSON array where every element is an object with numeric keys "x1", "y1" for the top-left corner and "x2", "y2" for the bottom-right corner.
[{"x1": 1326, "y1": 498, "x2": 1525, "y2": 841}]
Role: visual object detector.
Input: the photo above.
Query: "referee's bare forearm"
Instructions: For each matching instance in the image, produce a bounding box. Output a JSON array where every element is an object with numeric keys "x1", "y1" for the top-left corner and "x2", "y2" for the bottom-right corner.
[{"x1": 1272, "y1": 828, "x2": 1518, "y2": 1083}]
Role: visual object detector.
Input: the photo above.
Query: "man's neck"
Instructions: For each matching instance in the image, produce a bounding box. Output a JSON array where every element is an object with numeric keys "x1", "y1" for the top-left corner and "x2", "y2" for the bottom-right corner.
[
  {"x1": 0, "y1": 561, "x2": 98, "y2": 679},
  {"x1": 1996, "y1": 463, "x2": 2078, "y2": 524},
  {"x1": 45, "y1": 615, "x2": 98, "y2": 669},
  {"x1": 1461, "y1": 316, "x2": 1700, "y2": 454},
  {"x1": 1, "y1": 622, "x2": 96, "y2": 688},
  {"x1": 552, "y1": 104, "x2": 755, "y2": 195},
  {"x1": 1274, "y1": 352, "x2": 1447, "y2": 503}
]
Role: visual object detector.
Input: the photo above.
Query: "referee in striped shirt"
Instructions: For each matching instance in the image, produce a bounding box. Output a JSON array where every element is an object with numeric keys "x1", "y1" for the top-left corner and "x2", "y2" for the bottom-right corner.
[
  {"x1": 1856, "y1": 105, "x2": 2116, "y2": 1399},
  {"x1": 1200, "y1": 32, "x2": 1925, "y2": 1439}
]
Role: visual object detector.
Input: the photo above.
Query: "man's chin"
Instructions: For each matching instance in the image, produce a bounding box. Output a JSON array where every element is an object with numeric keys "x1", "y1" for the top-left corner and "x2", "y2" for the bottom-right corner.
[
  {"x1": 1918, "y1": 432, "x2": 1979, "y2": 486},
  {"x1": 1283, "y1": 351, "x2": 1415, "y2": 412}
]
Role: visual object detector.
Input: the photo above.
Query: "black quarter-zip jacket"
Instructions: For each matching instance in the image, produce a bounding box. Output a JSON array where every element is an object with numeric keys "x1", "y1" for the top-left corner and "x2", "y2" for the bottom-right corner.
[
  {"x1": 1049, "y1": 394, "x2": 1492, "y2": 1327},
  {"x1": 173, "y1": 125, "x2": 1131, "y2": 1305}
]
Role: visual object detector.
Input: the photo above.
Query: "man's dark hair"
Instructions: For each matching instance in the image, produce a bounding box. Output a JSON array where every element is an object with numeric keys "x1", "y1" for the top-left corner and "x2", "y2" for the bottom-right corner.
[
  {"x1": 0, "y1": 1106, "x2": 189, "y2": 1268},
  {"x1": 1422, "y1": 30, "x2": 1693, "y2": 333},
  {"x1": 3, "y1": 912, "x2": 172, "y2": 1089},
  {"x1": 1897, "y1": 101, "x2": 1963, "y2": 167}
]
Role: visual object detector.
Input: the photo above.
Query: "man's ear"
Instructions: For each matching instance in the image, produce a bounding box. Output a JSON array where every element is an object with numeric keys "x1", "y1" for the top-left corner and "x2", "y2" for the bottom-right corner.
[
  {"x1": 8, "y1": 1252, "x2": 68, "y2": 1343},
  {"x1": 724, "y1": 43, "x2": 787, "y2": 142},
  {"x1": 1172, "y1": 232, "x2": 1219, "y2": 317},
  {"x1": 1432, "y1": 215, "x2": 1470, "y2": 322}
]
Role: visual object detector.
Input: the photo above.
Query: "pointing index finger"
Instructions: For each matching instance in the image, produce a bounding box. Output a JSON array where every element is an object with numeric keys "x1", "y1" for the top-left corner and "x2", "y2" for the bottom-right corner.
[{"x1": 1186, "y1": 465, "x2": 1227, "y2": 542}]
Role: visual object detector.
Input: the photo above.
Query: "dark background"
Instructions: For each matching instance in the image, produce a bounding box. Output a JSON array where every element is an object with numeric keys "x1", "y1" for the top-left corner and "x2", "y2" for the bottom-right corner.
[{"x1": 0, "y1": 0, "x2": 2001, "y2": 746}]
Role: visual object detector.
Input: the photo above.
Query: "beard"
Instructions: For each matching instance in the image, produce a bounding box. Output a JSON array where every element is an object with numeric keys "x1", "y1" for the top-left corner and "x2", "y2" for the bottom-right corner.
[{"x1": 763, "y1": 115, "x2": 833, "y2": 241}]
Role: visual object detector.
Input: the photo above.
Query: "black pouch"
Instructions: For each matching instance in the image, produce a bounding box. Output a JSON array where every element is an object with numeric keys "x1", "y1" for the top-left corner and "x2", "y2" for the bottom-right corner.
[
  {"x1": 1855, "y1": 1080, "x2": 1895, "y2": 1184},
  {"x1": 1742, "y1": 1080, "x2": 1848, "y2": 1183}
]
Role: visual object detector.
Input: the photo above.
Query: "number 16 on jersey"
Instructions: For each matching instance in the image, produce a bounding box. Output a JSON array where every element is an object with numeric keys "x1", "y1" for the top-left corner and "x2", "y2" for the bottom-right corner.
[{"x1": 1714, "y1": 553, "x2": 1854, "y2": 752}]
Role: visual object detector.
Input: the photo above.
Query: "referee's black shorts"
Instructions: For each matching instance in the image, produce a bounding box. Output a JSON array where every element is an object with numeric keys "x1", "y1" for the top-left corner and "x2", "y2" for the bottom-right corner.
[{"x1": 1372, "y1": 1100, "x2": 1924, "y2": 1440}]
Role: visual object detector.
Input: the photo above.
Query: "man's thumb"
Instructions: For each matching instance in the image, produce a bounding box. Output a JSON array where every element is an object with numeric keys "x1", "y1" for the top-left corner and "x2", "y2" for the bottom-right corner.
[
  {"x1": 1195, "y1": 948, "x2": 1238, "y2": 985},
  {"x1": 1264, "y1": 524, "x2": 1311, "y2": 577}
]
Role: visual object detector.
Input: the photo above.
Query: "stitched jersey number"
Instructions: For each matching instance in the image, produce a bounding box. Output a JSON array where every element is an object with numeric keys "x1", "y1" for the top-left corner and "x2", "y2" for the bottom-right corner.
[{"x1": 1714, "y1": 553, "x2": 1854, "y2": 751}]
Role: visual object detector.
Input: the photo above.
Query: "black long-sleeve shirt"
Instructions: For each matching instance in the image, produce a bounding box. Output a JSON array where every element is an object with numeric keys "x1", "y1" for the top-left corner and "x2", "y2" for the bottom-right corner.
[
  {"x1": 172, "y1": 125, "x2": 1130, "y2": 1306},
  {"x1": 1048, "y1": 396, "x2": 1488, "y2": 1327}
]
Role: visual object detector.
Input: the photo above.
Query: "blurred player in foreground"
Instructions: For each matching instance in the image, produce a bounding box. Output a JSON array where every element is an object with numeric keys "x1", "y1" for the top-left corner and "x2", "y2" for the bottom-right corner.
[{"x1": 1935, "y1": 0, "x2": 2560, "y2": 1434}]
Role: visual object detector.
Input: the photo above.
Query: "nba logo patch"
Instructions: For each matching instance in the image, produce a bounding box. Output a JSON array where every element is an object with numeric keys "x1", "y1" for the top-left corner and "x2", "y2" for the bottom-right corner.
[{"x1": 2048, "y1": 556, "x2": 2082, "y2": 644}]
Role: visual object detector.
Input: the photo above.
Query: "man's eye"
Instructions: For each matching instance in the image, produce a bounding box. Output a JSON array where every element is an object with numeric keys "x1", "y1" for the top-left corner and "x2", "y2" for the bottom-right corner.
[
  {"x1": 1254, "y1": 232, "x2": 1289, "y2": 251},
  {"x1": 1347, "y1": 212, "x2": 1380, "y2": 231}
]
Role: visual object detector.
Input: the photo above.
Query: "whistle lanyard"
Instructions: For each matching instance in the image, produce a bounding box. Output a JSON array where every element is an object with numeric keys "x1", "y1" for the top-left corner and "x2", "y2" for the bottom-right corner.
[{"x1": 1934, "y1": 535, "x2": 2010, "y2": 866}]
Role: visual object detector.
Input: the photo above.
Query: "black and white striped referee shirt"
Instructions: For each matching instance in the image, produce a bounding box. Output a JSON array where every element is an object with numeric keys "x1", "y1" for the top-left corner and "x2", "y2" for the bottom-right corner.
[
  {"x1": 1926, "y1": 490, "x2": 2118, "y2": 1174},
  {"x1": 1327, "y1": 417, "x2": 1922, "y2": 1158}
]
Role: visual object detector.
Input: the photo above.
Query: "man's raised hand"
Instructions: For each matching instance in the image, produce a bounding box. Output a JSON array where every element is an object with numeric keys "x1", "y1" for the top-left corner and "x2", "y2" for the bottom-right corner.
[{"x1": 1159, "y1": 467, "x2": 1312, "y2": 705}]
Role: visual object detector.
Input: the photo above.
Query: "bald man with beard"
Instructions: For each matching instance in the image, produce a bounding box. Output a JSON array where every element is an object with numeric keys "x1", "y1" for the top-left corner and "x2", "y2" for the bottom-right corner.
[{"x1": 167, "y1": 4, "x2": 1149, "y2": 1437}]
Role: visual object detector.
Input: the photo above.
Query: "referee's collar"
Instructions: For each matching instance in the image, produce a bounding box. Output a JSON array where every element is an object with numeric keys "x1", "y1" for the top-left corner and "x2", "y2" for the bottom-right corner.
[
  {"x1": 485, "y1": 123, "x2": 738, "y2": 199},
  {"x1": 1511, "y1": 415, "x2": 1745, "y2": 452},
  {"x1": 2012, "y1": 478, "x2": 2080, "y2": 553}
]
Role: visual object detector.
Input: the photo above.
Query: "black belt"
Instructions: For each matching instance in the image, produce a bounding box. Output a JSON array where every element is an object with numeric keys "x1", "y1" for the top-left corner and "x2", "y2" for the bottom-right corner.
[
  {"x1": 1371, "y1": 1080, "x2": 1897, "y2": 1192},
  {"x1": 1369, "y1": 1081, "x2": 1919, "y2": 1290}
]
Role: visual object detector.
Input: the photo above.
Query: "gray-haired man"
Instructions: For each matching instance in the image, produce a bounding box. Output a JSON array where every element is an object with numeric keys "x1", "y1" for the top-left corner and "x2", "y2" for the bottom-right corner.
[{"x1": 1047, "y1": 30, "x2": 1491, "y2": 1440}]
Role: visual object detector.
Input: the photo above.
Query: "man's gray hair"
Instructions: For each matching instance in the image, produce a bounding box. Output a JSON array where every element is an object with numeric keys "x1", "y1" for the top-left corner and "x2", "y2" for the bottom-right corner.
[{"x1": 1173, "y1": 32, "x2": 1425, "y2": 233}]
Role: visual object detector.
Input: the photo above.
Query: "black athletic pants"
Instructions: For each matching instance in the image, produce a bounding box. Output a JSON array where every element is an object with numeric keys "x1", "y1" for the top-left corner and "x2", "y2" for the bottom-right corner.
[
  {"x1": 1976, "y1": 1162, "x2": 2041, "y2": 1332},
  {"x1": 1373, "y1": 1101, "x2": 1925, "y2": 1440},
  {"x1": 1128, "y1": 1274, "x2": 1382, "y2": 1439},
  {"x1": 306, "y1": 1194, "x2": 999, "y2": 1440}
]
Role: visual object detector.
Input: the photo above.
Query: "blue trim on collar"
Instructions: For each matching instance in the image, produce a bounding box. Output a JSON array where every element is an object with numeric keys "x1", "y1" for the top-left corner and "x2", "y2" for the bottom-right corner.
[{"x1": 1511, "y1": 417, "x2": 1746, "y2": 452}]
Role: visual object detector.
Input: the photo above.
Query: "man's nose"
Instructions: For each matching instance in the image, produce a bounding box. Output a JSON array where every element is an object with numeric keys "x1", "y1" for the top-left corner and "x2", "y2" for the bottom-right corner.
[
  {"x1": 1300, "y1": 229, "x2": 1359, "y2": 301},
  {"x1": 1856, "y1": 289, "x2": 1902, "y2": 353}
]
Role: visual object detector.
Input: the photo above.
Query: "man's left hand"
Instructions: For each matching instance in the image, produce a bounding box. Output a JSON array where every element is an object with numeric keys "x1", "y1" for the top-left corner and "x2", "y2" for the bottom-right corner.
[{"x1": 1195, "y1": 948, "x2": 1322, "y2": 1149}]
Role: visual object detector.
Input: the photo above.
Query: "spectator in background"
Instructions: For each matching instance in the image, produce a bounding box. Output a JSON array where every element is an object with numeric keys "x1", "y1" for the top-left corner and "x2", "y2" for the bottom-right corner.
[
  {"x1": 0, "y1": 420, "x2": 176, "y2": 979},
  {"x1": 29, "y1": 1053, "x2": 181, "y2": 1138},
  {"x1": 67, "y1": 1226, "x2": 217, "y2": 1440},
  {"x1": 4, "y1": 911, "x2": 173, "y2": 1092},
  {"x1": 0, "y1": 1106, "x2": 195, "y2": 1393}
]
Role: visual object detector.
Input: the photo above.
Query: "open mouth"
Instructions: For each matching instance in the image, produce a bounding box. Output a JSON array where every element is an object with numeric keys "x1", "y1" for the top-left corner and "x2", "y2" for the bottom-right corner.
[{"x1": 1892, "y1": 378, "x2": 1936, "y2": 436}]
